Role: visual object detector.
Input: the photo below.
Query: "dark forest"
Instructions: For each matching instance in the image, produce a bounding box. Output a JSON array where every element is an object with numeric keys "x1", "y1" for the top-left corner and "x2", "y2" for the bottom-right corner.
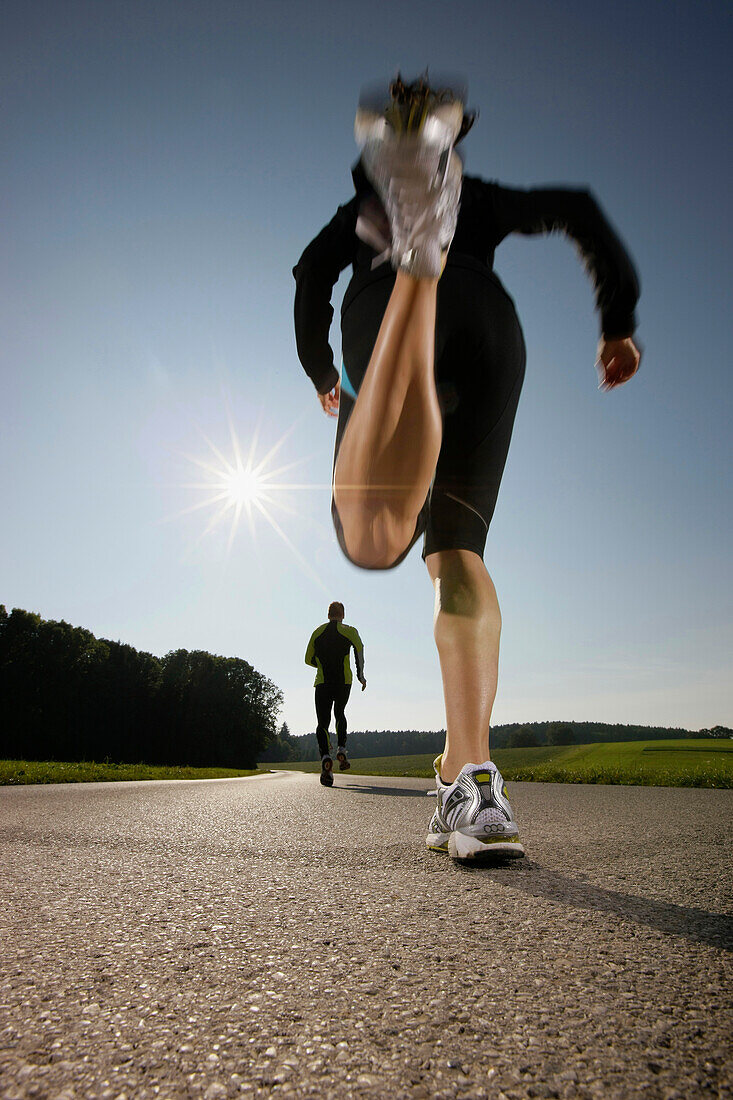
[{"x1": 0, "y1": 606, "x2": 282, "y2": 768}]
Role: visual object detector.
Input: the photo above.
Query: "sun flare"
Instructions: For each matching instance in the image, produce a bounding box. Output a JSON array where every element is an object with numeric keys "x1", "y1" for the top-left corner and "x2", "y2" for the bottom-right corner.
[
  {"x1": 223, "y1": 463, "x2": 265, "y2": 507},
  {"x1": 170, "y1": 409, "x2": 329, "y2": 590}
]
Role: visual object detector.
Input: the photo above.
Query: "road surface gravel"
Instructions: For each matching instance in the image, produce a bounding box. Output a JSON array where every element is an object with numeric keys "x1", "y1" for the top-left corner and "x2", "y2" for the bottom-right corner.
[{"x1": 1, "y1": 771, "x2": 731, "y2": 1100}]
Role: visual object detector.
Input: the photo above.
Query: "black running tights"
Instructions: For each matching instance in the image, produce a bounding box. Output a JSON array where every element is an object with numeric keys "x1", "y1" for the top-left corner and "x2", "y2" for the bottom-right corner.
[{"x1": 314, "y1": 682, "x2": 352, "y2": 757}]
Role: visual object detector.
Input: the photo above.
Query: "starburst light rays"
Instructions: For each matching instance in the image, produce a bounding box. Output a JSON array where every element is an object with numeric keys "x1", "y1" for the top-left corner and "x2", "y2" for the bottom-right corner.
[{"x1": 165, "y1": 409, "x2": 331, "y2": 591}]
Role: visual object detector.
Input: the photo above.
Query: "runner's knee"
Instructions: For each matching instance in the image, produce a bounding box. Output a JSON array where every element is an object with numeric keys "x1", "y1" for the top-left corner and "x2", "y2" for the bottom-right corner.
[{"x1": 334, "y1": 505, "x2": 416, "y2": 570}]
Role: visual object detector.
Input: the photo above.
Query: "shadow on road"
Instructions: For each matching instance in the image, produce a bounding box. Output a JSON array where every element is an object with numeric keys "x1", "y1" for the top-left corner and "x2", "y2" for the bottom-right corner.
[
  {"x1": 337, "y1": 784, "x2": 429, "y2": 799},
  {"x1": 466, "y1": 861, "x2": 733, "y2": 952}
]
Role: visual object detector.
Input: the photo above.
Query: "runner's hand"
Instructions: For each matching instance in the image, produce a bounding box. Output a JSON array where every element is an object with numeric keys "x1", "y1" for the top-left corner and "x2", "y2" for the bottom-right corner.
[
  {"x1": 596, "y1": 337, "x2": 641, "y2": 391},
  {"x1": 359, "y1": 678, "x2": 367, "y2": 692},
  {"x1": 318, "y1": 382, "x2": 340, "y2": 417}
]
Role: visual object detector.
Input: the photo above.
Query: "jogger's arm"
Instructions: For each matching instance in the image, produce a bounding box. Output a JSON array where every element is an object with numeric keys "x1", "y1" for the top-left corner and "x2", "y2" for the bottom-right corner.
[
  {"x1": 487, "y1": 182, "x2": 640, "y2": 340},
  {"x1": 293, "y1": 198, "x2": 359, "y2": 396},
  {"x1": 350, "y1": 628, "x2": 366, "y2": 687},
  {"x1": 304, "y1": 629, "x2": 319, "y2": 667}
]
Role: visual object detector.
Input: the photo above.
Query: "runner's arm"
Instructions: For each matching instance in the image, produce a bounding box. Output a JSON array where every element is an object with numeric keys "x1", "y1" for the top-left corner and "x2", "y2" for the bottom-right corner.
[
  {"x1": 304, "y1": 629, "x2": 319, "y2": 667},
  {"x1": 348, "y1": 628, "x2": 366, "y2": 686},
  {"x1": 293, "y1": 198, "x2": 359, "y2": 396},
  {"x1": 488, "y1": 183, "x2": 640, "y2": 339}
]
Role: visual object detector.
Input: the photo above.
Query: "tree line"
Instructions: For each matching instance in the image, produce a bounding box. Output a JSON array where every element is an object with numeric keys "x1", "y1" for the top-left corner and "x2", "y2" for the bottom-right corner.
[
  {"x1": 0, "y1": 606, "x2": 282, "y2": 768},
  {"x1": 261, "y1": 718, "x2": 711, "y2": 763}
]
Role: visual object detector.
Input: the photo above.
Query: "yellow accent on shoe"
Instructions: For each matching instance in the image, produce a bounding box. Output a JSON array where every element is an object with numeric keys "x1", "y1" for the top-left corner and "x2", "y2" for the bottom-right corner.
[
  {"x1": 479, "y1": 834, "x2": 522, "y2": 845},
  {"x1": 426, "y1": 840, "x2": 449, "y2": 852}
]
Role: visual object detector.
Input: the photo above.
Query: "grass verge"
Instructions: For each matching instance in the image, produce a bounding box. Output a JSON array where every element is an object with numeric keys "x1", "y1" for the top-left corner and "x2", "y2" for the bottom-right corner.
[
  {"x1": 0, "y1": 760, "x2": 260, "y2": 786},
  {"x1": 270, "y1": 739, "x2": 732, "y2": 788}
]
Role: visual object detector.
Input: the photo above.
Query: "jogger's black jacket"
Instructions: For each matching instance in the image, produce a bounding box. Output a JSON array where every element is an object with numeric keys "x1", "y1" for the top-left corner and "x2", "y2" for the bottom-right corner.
[{"x1": 293, "y1": 162, "x2": 640, "y2": 395}]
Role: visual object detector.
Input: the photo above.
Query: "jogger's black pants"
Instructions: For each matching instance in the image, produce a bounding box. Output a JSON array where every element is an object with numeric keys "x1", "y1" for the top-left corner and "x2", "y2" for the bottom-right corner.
[{"x1": 315, "y1": 682, "x2": 352, "y2": 757}]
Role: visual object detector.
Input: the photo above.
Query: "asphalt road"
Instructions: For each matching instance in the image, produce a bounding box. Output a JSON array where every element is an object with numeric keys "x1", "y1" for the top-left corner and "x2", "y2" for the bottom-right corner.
[{"x1": 1, "y1": 771, "x2": 731, "y2": 1100}]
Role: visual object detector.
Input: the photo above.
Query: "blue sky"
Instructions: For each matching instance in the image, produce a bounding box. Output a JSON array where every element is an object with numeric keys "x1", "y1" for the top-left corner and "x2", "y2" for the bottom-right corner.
[{"x1": 2, "y1": 0, "x2": 731, "y2": 738}]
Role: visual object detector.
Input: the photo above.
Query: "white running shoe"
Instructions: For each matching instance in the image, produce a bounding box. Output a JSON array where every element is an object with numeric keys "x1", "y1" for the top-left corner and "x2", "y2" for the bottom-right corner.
[
  {"x1": 355, "y1": 82, "x2": 464, "y2": 279},
  {"x1": 354, "y1": 90, "x2": 463, "y2": 171},
  {"x1": 426, "y1": 756, "x2": 525, "y2": 860},
  {"x1": 355, "y1": 154, "x2": 462, "y2": 277},
  {"x1": 426, "y1": 755, "x2": 452, "y2": 852},
  {"x1": 381, "y1": 150, "x2": 462, "y2": 279},
  {"x1": 336, "y1": 748, "x2": 351, "y2": 771}
]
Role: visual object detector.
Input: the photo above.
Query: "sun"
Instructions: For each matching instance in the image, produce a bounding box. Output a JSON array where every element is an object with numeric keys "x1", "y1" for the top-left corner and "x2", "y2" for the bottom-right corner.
[
  {"x1": 169, "y1": 408, "x2": 330, "y2": 590},
  {"x1": 178, "y1": 415, "x2": 299, "y2": 550},
  {"x1": 222, "y1": 463, "x2": 265, "y2": 507}
]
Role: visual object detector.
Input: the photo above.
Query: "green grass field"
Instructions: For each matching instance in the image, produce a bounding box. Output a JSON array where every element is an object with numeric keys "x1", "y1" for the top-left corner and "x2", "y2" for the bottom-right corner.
[
  {"x1": 271, "y1": 739, "x2": 732, "y2": 788},
  {"x1": 2, "y1": 740, "x2": 730, "y2": 787},
  {"x1": 0, "y1": 760, "x2": 259, "y2": 785}
]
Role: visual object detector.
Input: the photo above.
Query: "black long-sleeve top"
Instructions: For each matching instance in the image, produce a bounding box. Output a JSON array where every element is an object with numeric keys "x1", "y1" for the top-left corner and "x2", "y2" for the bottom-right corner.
[{"x1": 293, "y1": 162, "x2": 640, "y2": 395}]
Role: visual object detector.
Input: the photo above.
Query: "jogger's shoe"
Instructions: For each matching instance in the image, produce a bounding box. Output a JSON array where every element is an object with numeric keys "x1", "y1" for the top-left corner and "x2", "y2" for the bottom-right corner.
[
  {"x1": 320, "y1": 755, "x2": 334, "y2": 787},
  {"x1": 383, "y1": 151, "x2": 463, "y2": 279},
  {"x1": 426, "y1": 755, "x2": 451, "y2": 852},
  {"x1": 355, "y1": 161, "x2": 461, "y2": 279},
  {"x1": 426, "y1": 805, "x2": 451, "y2": 852},
  {"x1": 336, "y1": 748, "x2": 351, "y2": 771},
  {"x1": 354, "y1": 76, "x2": 464, "y2": 173},
  {"x1": 426, "y1": 757, "x2": 524, "y2": 860},
  {"x1": 355, "y1": 76, "x2": 464, "y2": 278},
  {"x1": 357, "y1": 143, "x2": 462, "y2": 279}
]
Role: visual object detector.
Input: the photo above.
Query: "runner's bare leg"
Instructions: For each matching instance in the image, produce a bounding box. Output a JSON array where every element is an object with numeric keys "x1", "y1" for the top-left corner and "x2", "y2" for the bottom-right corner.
[
  {"x1": 333, "y1": 269, "x2": 501, "y2": 779},
  {"x1": 427, "y1": 549, "x2": 502, "y2": 781},
  {"x1": 333, "y1": 271, "x2": 442, "y2": 568}
]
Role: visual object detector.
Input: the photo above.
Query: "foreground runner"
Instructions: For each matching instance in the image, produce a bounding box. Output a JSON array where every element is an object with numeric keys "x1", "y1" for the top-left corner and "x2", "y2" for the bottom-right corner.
[
  {"x1": 293, "y1": 74, "x2": 640, "y2": 856},
  {"x1": 305, "y1": 602, "x2": 366, "y2": 786}
]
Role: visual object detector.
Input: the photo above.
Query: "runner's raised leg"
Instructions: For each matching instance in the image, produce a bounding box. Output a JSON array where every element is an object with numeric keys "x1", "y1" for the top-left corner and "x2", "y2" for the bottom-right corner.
[{"x1": 333, "y1": 272, "x2": 442, "y2": 568}]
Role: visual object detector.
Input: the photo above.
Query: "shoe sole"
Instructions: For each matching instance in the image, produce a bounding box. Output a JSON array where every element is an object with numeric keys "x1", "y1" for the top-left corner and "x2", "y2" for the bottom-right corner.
[
  {"x1": 426, "y1": 837, "x2": 450, "y2": 853},
  {"x1": 448, "y1": 831, "x2": 525, "y2": 860},
  {"x1": 320, "y1": 759, "x2": 333, "y2": 787},
  {"x1": 336, "y1": 755, "x2": 351, "y2": 771}
]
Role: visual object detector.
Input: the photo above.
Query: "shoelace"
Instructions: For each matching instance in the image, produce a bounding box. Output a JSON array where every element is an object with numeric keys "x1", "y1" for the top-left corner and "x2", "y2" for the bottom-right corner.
[
  {"x1": 357, "y1": 149, "x2": 461, "y2": 272},
  {"x1": 356, "y1": 187, "x2": 449, "y2": 271},
  {"x1": 388, "y1": 179, "x2": 458, "y2": 259}
]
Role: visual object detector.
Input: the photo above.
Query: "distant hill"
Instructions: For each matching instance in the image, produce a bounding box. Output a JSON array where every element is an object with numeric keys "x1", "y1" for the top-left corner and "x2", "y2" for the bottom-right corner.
[{"x1": 259, "y1": 720, "x2": 717, "y2": 763}]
